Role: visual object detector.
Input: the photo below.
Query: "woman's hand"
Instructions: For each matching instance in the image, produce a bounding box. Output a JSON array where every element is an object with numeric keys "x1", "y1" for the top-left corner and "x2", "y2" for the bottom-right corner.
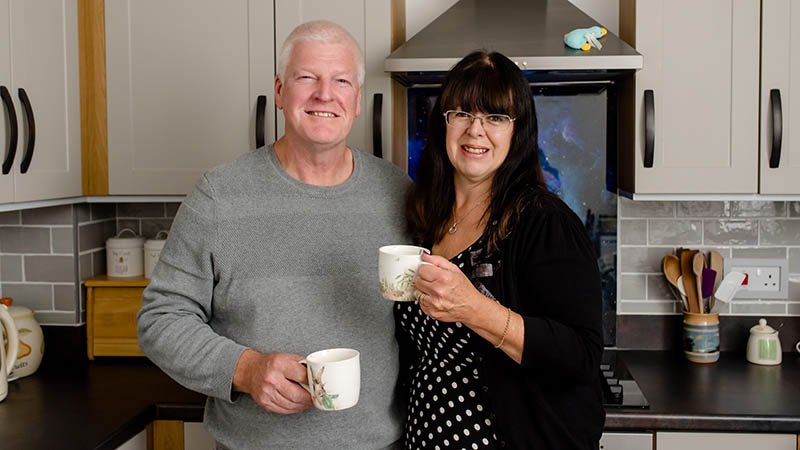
[{"x1": 413, "y1": 252, "x2": 485, "y2": 324}]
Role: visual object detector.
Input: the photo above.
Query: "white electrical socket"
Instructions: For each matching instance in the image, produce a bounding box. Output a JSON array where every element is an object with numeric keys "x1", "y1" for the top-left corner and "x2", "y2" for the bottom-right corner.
[{"x1": 723, "y1": 258, "x2": 789, "y2": 299}]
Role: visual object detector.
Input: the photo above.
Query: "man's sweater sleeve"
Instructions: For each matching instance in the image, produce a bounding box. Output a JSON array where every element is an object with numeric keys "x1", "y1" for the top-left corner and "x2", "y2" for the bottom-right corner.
[{"x1": 137, "y1": 174, "x2": 247, "y2": 401}]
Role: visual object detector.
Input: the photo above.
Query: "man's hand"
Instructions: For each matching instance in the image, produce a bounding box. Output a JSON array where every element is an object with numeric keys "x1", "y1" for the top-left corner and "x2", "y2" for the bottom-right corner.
[{"x1": 232, "y1": 349, "x2": 314, "y2": 414}]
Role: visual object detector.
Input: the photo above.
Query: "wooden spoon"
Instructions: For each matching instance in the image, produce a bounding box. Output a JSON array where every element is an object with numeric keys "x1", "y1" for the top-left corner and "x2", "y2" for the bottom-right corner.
[
  {"x1": 708, "y1": 250, "x2": 724, "y2": 312},
  {"x1": 662, "y1": 254, "x2": 687, "y2": 311},
  {"x1": 692, "y1": 252, "x2": 707, "y2": 313},
  {"x1": 681, "y1": 250, "x2": 700, "y2": 313}
]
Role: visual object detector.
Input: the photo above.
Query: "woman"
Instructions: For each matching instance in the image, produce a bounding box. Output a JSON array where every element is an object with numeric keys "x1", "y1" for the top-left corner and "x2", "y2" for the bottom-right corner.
[{"x1": 396, "y1": 51, "x2": 605, "y2": 449}]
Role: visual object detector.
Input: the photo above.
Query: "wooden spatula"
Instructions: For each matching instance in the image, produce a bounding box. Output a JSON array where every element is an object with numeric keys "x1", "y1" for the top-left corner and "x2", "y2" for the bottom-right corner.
[
  {"x1": 692, "y1": 252, "x2": 707, "y2": 313},
  {"x1": 681, "y1": 250, "x2": 700, "y2": 313},
  {"x1": 709, "y1": 250, "x2": 723, "y2": 292}
]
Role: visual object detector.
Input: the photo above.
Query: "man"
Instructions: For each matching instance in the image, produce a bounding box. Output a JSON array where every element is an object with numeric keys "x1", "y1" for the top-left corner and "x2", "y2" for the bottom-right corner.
[{"x1": 137, "y1": 20, "x2": 409, "y2": 450}]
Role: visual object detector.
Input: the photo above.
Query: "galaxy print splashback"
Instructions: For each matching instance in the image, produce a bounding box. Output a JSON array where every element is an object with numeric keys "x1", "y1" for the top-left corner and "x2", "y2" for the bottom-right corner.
[{"x1": 407, "y1": 84, "x2": 618, "y2": 346}]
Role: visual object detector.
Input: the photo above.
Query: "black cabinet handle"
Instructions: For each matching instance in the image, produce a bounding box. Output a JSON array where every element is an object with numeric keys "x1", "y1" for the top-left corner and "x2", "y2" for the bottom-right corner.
[
  {"x1": 256, "y1": 95, "x2": 266, "y2": 149},
  {"x1": 1, "y1": 86, "x2": 17, "y2": 175},
  {"x1": 644, "y1": 89, "x2": 654, "y2": 168},
  {"x1": 18, "y1": 88, "x2": 35, "y2": 174},
  {"x1": 372, "y1": 93, "x2": 383, "y2": 159},
  {"x1": 769, "y1": 89, "x2": 782, "y2": 169}
]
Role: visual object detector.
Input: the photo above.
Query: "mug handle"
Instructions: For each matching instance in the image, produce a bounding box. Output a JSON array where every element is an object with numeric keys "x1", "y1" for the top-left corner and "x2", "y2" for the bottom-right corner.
[
  {"x1": 796, "y1": 340, "x2": 800, "y2": 354},
  {"x1": 0, "y1": 305, "x2": 19, "y2": 377},
  {"x1": 298, "y1": 359, "x2": 312, "y2": 394}
]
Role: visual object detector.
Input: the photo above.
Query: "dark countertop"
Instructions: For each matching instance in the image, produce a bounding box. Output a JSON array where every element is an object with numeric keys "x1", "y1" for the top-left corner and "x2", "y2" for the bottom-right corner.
[
  {"x1": 605, "y1": 350, "x2": 800, "y2": 433},
  {"x1": 0, "y1": 358, "x2": 205, "y2": 450},
  {"x1": 1, "y1": 351, "x2": 799, "y2": 450}
]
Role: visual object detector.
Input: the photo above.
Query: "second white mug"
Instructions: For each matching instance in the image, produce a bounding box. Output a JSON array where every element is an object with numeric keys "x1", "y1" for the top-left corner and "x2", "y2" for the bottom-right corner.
[
  {"x1": 379, "y1": 245, "x2": 430, "y2": 302},
  {"x1": 300, "y1": 348, "x2": 360, "y2": 411}
]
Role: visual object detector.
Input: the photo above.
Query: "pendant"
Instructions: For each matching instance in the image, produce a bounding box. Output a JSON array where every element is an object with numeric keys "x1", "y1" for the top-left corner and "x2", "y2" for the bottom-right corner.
[{"x1": 448, "y1": 223, "x2": 458, "y2": 234}]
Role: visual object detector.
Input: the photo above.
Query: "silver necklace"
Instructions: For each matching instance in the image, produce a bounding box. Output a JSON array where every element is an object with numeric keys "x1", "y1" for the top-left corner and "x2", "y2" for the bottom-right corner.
[{"x1": 448, "y1": 200, "x2": 485, "y2": 234}]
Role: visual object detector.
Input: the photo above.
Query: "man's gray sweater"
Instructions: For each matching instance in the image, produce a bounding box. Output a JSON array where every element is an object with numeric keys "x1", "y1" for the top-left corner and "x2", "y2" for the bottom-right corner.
[{"x1": 137, "y1": 145, "x2": 411, "y2": 449}]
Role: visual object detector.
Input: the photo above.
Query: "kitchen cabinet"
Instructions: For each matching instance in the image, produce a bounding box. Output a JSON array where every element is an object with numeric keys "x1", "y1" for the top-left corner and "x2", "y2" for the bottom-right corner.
[
  {"x1": 274, "y1": 0, "x2": 393, "y2": 161},
  {"x1": 104, "y1": 0, "x2": 275, "y2": 195},
  {"x1": 0, "y1": 0, "x2": 82, "y2": 203},
  {"x1": 619, "y1": 0, "x2": 761, "y2": 195},
  {"x1": 656, "y1": 432, "x2": 796, "y2": 450},
  {"x1": 759, "y1": 0, "x2": 800, "y2": 194},
  {"x1": 599, "y1": 432, "x2": 653, "y2": 449},
  {"x1": 103, "y1": 0, "x2": 393, "y2": 196},
  {"x1": 85, "y1": 275, "x2": 148, "y2": 359}
]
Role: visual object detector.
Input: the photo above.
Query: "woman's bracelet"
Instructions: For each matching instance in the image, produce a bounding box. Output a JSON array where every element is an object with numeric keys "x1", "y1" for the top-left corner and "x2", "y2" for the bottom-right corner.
[{"x1": 494, "y1": 306, "x2": 512, "y2": 349}]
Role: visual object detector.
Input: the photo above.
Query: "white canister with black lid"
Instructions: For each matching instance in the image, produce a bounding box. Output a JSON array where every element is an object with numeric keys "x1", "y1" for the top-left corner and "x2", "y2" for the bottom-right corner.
[
  {"x1": 144, "y1": 231, "x2": 169, "y2": 279},
  {"x1": 106, "y1": 228, "x2": 144, "y2": 278}
]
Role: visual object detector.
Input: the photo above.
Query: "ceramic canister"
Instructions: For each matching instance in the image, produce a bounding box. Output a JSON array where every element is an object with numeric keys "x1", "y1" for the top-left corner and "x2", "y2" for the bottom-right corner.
[
  {"x1": 0, "y1": 298, "x2": 44, "y2": 379},
  {"x1": 106, "y1": 229, "x2": 145, "y2": 278},
  {"x1": 144, "y1": 231, "x2": 169, "y2": 279},
  {"x1": 682, "y1": 312, "x2": 720, "y2": 363}
]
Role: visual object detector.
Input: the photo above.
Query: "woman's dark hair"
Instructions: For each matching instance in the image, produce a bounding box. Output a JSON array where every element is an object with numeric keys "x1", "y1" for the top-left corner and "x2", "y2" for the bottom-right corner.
[{"x1": 405, "y1": 50, "x2": 547, "y2": 252}]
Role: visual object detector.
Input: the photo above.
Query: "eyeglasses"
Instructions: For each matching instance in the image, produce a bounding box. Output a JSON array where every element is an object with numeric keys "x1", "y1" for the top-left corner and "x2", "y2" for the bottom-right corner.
[{"x1": 443, "y1": 110, "x2": 515, "y2": 131}]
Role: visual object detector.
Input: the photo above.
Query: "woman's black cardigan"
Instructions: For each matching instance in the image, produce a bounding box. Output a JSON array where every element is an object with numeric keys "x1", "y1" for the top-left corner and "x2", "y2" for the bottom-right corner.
[{"x1": 397, "y1": 191, "x2": 606, "y2": 449}]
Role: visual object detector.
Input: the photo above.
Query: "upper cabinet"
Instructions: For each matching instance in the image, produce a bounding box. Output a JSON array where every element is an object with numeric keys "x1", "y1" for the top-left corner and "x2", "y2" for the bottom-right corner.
[
  {"x1": 103, "y1": 0, "x2": 392, "y2": 196},
  {"x1": 619, "y1": 0, "x2": 761, "y2": 195},
  {"x1": 0, "y1": 0, "x2": 81, "y2": 203},
  {"x1": 759, "y1": 0, "x2": 799, "y2": 194},
  {"x1": 274, "y1": 0, "x2": 392, "y2": 161},
  {"x1": 105, "y1": 0, "x2": 275, "y2": 195}
]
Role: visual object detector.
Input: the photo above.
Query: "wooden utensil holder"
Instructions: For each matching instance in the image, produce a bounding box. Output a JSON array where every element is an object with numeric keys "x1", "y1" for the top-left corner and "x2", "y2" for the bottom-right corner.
[{"x1": 682, "y1": 312, "x2": 720, "y2": 363}]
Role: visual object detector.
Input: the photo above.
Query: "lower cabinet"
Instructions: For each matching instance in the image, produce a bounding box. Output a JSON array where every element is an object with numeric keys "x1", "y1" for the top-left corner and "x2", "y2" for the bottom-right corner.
[
  {"x1": 85, "y1": 276, "x2": 149, "y2": 359},
  {"x1": 600, "y1": 432, "x2": 653, "y2": 449},
  {"x1": 115, "y1": 421, "x2": 214, "y2": 450},
  {"x1": 656, "y1": 432, "x2": 796, "y2": 450}
]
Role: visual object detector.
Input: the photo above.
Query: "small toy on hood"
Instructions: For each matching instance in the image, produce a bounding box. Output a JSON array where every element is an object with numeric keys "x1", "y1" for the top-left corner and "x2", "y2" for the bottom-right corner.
[{"x1": 564, "y1": 26, "x2": 607, "y2": 51}]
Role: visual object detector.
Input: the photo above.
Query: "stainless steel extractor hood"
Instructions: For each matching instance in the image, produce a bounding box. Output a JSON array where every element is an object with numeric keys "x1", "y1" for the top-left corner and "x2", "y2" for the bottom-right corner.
[{"x1": 386, "y1": 0, "x2": 642, "y2": 86}]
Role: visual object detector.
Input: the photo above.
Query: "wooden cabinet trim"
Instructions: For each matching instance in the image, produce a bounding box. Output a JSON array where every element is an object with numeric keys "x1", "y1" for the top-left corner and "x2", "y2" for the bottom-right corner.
[
  {"x1": 78, "y1": 0, "x2": 108, "y2": 195},
  {"x1": 391, "y1": 0, "x2": 406, "y2": 171}
]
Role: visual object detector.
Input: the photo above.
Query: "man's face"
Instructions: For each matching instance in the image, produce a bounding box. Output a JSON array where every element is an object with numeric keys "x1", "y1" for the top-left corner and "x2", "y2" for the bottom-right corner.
[{"x1": 275, "y1": 40, "x2": 362, "y2": 151}]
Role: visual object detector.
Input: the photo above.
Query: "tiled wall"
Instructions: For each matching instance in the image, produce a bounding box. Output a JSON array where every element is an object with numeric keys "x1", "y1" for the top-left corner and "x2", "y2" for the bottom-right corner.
[
  {"x1": 0, "y1": 202, "x2": 179, "y2": 325},
  {"x1": 618, "y1": 199, "x2": 800, "y2": 316}
]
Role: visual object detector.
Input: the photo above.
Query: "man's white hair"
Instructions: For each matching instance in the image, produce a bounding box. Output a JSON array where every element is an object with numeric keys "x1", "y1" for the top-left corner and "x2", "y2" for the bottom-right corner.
[{"x1": 277, "y1": 20, "x2": 365, "y2": 86}]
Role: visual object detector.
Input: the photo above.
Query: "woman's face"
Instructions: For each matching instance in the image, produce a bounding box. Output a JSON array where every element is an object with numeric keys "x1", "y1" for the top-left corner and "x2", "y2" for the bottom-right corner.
[{"x1": 444, "y1": 108, "x2": 514, "y2": 186}]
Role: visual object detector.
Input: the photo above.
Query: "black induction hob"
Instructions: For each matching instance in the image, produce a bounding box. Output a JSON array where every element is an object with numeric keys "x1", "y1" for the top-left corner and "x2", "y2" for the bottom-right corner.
[{"x1": 600, "y1": 352, "x2": 649, "y2": 408}]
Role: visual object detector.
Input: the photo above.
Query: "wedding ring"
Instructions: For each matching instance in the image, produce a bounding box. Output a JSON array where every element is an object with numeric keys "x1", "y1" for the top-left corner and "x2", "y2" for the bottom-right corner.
[{"x1": 416, "y1": 291, "x2": 426, "y2": 303}]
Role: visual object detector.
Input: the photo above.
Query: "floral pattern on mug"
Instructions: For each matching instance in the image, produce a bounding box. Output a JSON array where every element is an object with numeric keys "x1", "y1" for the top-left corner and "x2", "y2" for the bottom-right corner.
[
  {"x1": 380, "y1": 268, "x2": 417, "y2": 301},
  {"x1": 310, "y1": 366, "x2": 339, "y2": 410}
]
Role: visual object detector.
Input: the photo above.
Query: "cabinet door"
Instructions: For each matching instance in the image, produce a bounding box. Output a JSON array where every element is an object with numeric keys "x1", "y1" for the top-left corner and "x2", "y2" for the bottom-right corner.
[
  {"x1": 599, "y1": 432, "x2": 653, "y2": 450},
  {"x1": 632, "y1": 0, "x2": 759, "y2": 194},
  {"x1": 0, "y1": 0, "x2": 13, "y2": 203},
  {"x1": 656, "y1": 432, "x2": 796, "y2": 450},
  {"x1": 7, "y1": 0, "x2": 81, "y2": 202},
  {"x1": 274, "y1": 0, "x2": 392, "y2": 160},
  {"x1": 760, "y1": 0, "x2": 800, "y2": 194},
  {"x1": 106, "y1": 0, "x2": 275, "y2": 195}
]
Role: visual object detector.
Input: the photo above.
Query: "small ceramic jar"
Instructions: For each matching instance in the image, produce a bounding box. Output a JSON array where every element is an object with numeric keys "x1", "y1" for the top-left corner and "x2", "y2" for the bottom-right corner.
[
  {"x1": 106, "y1": 229, "x2": 144, "y2": 278},
  {"x1": 746, "y1": 318, "x2": 782, "y2": 365},
  {"x1": 0, "y1": 298, "x2": 44, "y2": 380},
  {"x1": 144, "y1": 231, "x2": 169, "y2": 279}
]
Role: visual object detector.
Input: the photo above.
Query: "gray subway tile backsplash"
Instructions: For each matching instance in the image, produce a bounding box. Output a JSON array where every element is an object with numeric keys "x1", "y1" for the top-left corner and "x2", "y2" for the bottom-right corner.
[
  {"x1": 79, "y1": 220, "x2": 117, "y2": 252},
  {"x1": 90, "y1": 203, "x2": 115, "y2": 221},
  {"x1": 52, "y1": 227, "x2": 75, "y2": 254},
  {"x1": 0, "y1": 227, "x2": 51, "y2": 253},
  {"x1": 619, "y1": 198, "x2": 799, "y2": 318},
  {"x1": 25, "y1": 255, "x2": 75, "y2": 283},
  {"x1": 731, "y1": 201, "x2": 787, "y2": 217},
  {"x1": 677, "y1": 201, "x2": 727, "y2": 217},
  {"x1": 21, "y1": 205, "x2": 73, "y2": 225},
  {"x1": 0, "y1": 210, "x2": 21, "y2": 225},
  {"x1": 34, "y1": 311, "x2": 78, "y2": 325},
  {"x1": 703, "y1": 219, "x2": 759, "y2": 245},
  {"x1": 647, "y1": 219, "x2": 702, "y2": 245},
  {"x1": 1, "y1": 283, "x2": 54, "y2": 310},
  {"x1": 1, "y1": 255, "x2": 22, "y2": 281},
  {"x1": 54, "y1": 284, "x2": 77, "y2": 311},
  {"x1": 117, "y1": 202, "x2": 166, "y2": 218},
  {"x1": 760, "y1": 219, "x2": 800, "y2": 245}
]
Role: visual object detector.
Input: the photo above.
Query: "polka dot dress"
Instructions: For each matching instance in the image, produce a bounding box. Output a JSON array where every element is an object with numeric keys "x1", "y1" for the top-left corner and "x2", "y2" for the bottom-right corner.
[{"x1": 396, "y1": 241, "x2": 502, "y2": 450}]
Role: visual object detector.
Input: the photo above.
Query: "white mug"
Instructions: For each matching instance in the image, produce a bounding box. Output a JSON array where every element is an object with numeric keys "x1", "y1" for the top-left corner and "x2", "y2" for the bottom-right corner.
[
  {"x1": 300, "y1": 348, "x2": 360, "y2": 411},
  {"x1": 379, "y1": 245, "x2": 430, "y2": 302},
  {"x1": 796, "y1": 340, "x2": 800, "y2": 354}
]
